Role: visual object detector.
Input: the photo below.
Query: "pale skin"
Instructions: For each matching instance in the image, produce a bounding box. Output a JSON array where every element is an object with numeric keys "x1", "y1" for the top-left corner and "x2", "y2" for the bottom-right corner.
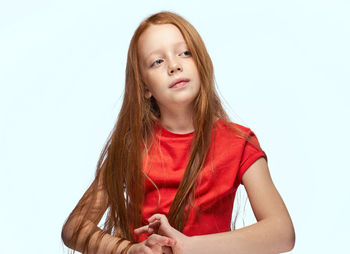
[
  {"x1": 133, "y1": 158, "x2": 296, "y2": 254},
  {"x1": 61, "y1": 23, "x2": 295, "y2": 254},
  {"x1": 62, "y1": 158, "x2": 295, "y2": 254},
  {"x1": 138, "y1": 24, "x2": 201, "y2": 134},
  {"x1": 131, "y1": 24, "x2": 295, "y2": 253}
]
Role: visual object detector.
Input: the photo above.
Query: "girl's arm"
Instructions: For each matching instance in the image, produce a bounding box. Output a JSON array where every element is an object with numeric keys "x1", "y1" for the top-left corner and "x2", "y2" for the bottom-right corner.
[
  {"x1": 62, "y1": 219, "x2": 131, "y2": 254},
  {"x1": 187, "y1": 158, "x2": 295, "y2": 254},
  {"x1": 61, "y1": 164, "x2": 131, "y2": 254},
  {"x1": 136, "y1": 157, "x2": 295, "y2": 254},
  {"x1": 62, "y1": 165, "x2": 175, "y2": 254}
]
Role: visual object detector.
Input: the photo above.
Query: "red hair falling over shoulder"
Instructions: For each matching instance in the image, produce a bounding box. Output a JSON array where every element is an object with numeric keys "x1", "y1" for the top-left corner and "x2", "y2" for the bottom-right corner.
[{"x1": 62, "y1": 11, "x2": 261, "y2": 252}]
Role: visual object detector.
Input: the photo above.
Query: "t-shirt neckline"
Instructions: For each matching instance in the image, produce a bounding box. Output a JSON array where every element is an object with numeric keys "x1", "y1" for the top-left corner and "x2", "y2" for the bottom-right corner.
[
  {"x1": 156, "y1": 123, "x2": 195, "y2": 138},
  {"x1": 155, "y1": 118, "x2": 221, "y2": 138}
]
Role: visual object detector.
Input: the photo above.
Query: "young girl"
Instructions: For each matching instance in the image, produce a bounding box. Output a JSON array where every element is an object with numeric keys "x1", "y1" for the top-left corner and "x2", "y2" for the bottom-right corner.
[{"x1": 61, "y1": 11, "x2": 295, "y2": 254}]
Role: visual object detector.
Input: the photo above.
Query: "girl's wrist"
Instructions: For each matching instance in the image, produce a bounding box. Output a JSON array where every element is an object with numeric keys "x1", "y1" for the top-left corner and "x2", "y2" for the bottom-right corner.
[
  {"x1": 180, "y1": 235, "x2": 198, "y2": 254},
  {"x1": 120, "y1": 241, "x2": 134, "y2": 254},
  {"x1": 111, "y1": 237, "x2": 134, "y2": 254},
  {"x1": 175, "y1": 235, "x2": 195, "y2": 254}
]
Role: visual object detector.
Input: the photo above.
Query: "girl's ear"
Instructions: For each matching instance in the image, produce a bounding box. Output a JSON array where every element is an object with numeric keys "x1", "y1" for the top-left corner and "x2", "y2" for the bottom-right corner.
[
  {"x1": 142, "y1": 79, "x2": 152, "y2": 99},
  {"x1": 145, "y1": 90, "x2": 152, "y2": 99}
]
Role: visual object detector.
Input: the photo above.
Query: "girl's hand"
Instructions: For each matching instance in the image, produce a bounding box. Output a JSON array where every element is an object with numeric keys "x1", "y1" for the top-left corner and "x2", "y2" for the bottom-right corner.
[
  {"x1": 126, "y1": 233, "x2": 175, "y2": 254},
  {"x1": 134, "y1": 214, "x2": 191, "y2": 254}
]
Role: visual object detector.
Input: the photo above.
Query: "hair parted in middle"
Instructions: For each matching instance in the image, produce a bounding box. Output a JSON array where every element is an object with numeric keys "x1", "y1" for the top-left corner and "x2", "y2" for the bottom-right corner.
[{"x1": 62, "y1": 11, "x2": 255, "y2": 252}]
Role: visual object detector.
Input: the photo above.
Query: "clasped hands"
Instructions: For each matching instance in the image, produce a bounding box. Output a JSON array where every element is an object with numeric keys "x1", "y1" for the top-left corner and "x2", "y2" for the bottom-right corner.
[{"x1": 128, "y1": 213, "x2": 190, "y2": 254}]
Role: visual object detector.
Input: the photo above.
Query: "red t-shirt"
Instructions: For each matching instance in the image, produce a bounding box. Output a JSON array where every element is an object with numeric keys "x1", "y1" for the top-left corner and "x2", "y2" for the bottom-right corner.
[{"x1": 138, "y1": 118, "x2": 267, "y2": 241}]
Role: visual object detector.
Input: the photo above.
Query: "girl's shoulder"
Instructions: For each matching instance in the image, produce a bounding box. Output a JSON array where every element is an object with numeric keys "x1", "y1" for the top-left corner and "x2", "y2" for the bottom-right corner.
[
  {"x1": 216, "y1": 118, "x2": 266, "y2": 162},
  {"x1": 216, "y1": 118, "x2": 253, "y2": 139}
]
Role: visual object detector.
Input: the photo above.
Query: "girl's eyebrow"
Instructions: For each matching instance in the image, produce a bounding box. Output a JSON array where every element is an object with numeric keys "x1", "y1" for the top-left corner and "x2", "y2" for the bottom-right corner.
[{"x1": 145, "y1": 41, "x2": 187, "y2": 60}]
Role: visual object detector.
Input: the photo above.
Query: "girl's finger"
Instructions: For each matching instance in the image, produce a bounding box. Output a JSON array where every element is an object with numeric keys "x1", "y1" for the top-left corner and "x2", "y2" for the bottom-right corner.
[
  {"x1": 148, "y1": 219, "x2": 160, "y2": 229},
  {"x1": 161, "y1": 246, "x2": 174, "y2": 254},
  {"x1": 128, "y1": 243, "x2": 153, "y2": 254},
  {"x1": 145, "y1": 234, "x2": 176, "y2": 247},
  {"x1": 148, "y1": 213, "x2": 168, "y2": 224},
  {"x1": 134, "y1": 225, "x2": 150, "y2": 234},
  {"x1": 134, "y1": 220, "x2": 160, "y2": 234},
  {"x1": 148, "y1": 214, "x2": 176, "y2": 238},
  {"x1": 147, "y1": 227, "x2": 154, "y2": 234}
]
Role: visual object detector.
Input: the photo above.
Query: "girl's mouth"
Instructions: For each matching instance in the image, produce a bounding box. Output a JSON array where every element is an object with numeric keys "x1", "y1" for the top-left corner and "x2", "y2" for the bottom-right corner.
[
  {"x1": 171, "y1": 81, "x2": 189, "y2": 89},
  {"x1": 169, "y1": 78, "x2": 190, "y2": 88}
]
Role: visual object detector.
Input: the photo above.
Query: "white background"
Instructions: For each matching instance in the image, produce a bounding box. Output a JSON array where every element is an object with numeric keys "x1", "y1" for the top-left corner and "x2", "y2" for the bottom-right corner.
[{"x1": 0, "y1": 0, "x2": 349, "y2": 253}]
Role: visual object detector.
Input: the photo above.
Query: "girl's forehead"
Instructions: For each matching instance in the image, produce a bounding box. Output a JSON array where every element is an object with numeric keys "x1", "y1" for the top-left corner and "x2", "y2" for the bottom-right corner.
[{"x1": 138, "y1": 24, "x2": 187, "y2": 57}]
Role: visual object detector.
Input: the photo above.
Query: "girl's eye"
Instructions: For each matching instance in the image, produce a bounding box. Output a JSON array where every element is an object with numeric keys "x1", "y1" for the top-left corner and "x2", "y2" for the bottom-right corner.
[
  {"x1": 180, "y1": 50, "x2": 191, "y2": 56},
  {"x1": 151, "y1": 59, "x2": 163, "y2": 67},
  {"x1": 150, "y1": 51, "x2": 191, "y2": 67}
]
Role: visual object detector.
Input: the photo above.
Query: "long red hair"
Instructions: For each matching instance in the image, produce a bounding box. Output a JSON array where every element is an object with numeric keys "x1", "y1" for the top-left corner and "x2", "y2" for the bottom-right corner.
[{"x1": 62, "y1": 11, "x2": 260, "y2": 253}]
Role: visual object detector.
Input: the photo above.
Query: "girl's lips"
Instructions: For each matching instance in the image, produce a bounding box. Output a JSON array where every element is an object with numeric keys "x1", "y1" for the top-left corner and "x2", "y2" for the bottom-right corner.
[
  {"x1": 171, "y1": 81, "x2": 189, "y2": 89},
  {"x1": 169, "y1": 78, "x2": 190, "y2": 88}
]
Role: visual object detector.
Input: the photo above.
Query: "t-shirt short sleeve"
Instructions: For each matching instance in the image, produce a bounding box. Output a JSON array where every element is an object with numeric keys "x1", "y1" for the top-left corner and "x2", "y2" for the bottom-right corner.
[{"x1": 237, "y1": 129, "x2": 267, "y2": 185}]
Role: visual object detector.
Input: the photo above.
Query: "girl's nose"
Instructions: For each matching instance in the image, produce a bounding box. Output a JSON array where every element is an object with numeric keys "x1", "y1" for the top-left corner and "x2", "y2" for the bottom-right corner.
[{"x1": 168, "y1": 62, "x2": 183, "y2": 75}]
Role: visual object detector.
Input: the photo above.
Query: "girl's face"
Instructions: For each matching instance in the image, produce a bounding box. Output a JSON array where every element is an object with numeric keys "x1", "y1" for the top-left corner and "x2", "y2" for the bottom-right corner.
[{"x1": 138, "y1": 24, "x2": 201, "y2": 111}]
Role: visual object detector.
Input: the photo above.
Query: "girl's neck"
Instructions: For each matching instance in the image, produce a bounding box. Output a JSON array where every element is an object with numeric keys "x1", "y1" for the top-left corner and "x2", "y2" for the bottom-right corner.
[{"x1": 159, "y1": 106, "x2": 194, "y2": 134}]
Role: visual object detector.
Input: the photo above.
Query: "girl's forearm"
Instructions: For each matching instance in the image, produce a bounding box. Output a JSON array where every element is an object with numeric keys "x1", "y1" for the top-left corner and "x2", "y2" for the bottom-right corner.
[
  {"x1": 62, "y1": 217, "x2": 130, "y2": 254},
  {"x1": 187, "y1": 217, "x2": 295, "y2": 254},
  {"x1": 86, "y1": 228, "x2": 131, "y2": 254}
]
